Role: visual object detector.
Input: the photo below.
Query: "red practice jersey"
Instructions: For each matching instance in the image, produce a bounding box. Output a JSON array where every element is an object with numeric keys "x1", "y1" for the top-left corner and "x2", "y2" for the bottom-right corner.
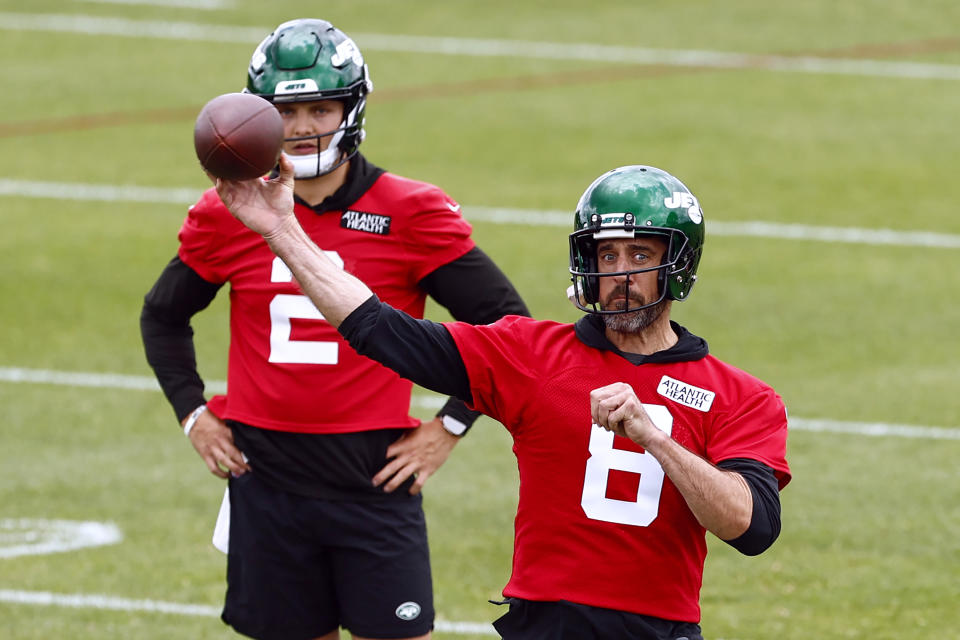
[
  {"x1": 445, "y1": 316, "x2": 791, "y2": 622},
  {"x1": 178, "y1": 173, "x2": 474, "y2": 433}
]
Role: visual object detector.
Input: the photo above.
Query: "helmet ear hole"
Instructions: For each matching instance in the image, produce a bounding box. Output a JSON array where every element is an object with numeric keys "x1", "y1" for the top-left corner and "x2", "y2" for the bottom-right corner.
[
  {"x1": 583, "y1": 276, "x2": 599, "y2": 305},
  {"x1": 666, "y1": 245, "x2": 697, "y2": 300},
  {"x1": 573, "y1": 236, "x2": 600, "y2": 304}
]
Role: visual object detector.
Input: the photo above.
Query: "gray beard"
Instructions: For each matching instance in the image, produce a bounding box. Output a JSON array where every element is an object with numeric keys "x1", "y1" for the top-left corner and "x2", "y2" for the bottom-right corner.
[{"x1": 602, "y1": 297, "x2": 669, "y2": 334}]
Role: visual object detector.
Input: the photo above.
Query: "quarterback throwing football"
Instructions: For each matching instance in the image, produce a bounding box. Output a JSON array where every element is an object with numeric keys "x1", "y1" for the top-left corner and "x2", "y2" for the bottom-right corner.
[{"x1": 214, "y1": 158, "x2": 791, "y2": 640}]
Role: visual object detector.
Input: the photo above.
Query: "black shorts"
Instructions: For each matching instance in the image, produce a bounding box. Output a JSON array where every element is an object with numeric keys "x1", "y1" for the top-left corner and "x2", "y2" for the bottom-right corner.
[
  {"x1": 221, "y1": 472, "x2": 434, "y2": 639},
  {"x1": 492, "y1": 598, "x2": 703, "y2": 640}
]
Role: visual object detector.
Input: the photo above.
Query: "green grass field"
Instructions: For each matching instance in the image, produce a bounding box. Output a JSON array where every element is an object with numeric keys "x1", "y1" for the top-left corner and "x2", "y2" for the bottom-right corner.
[{"x1": 1, "y1": 1, "x2": 958, "y2": 639}]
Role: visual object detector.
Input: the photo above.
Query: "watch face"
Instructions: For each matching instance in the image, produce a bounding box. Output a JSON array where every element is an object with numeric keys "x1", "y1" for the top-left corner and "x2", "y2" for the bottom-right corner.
[{"x1": 441, "y1": 415, "x2": 467, "y2": 436}]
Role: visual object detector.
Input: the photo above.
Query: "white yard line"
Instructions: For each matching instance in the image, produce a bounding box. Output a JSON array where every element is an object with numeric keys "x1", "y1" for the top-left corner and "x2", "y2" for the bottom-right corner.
[
  {"x1": 2, "y1": 179, "x2": 959, "y2": 249},
  {"x1": 0, "y1": 366, "x2": 220, "y2": 392},
  {"x1": 462, "y1": 207, "x2": 960, "y2": 249},
  {"x1": 72, "y1": 0, "x2": 231, "y2": 9},
  {"x1": 2, "y1": 13, "x2": 960, "y2": 81},
  {"x1": 0, "y1": 178, "x2": 199, "y2": 205},
  {"x1": 0, "y1": 589, "x2": 499, "y2": 634},
  {"x1": 0, "y1": 366, "x2": 956, "y2": 439},
  {"x1": 0, "y1": 589, "x2": 220, "y2": 617}
]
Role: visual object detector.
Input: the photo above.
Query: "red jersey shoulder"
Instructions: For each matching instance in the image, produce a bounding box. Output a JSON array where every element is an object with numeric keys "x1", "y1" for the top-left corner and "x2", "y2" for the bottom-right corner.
[
  {"x1": 649, "y1": 354, "x2": 786, "y2": 427},
  {"x1": 458, "y1": 316, "x2": 572, "y2": 347},
  {"x1": 178, "y1": 186, "x2": 262, "y2": 282},
  {"x1": 662, "y1": 354, "x2": 790, "y2": 486},
  {"x1": 352, "y1": 172, "x2": 474, "y2": 273},
  {"x1": 446, "y1": 316, "x2": 576, "y2": 378},
  {"x1": 183, "y1": 187, "x2": 248, "y2": 236},
  {"x1": 500, "y1": 316, "x2": 574, "y2": 345},
  {"x1": 360, "y1": 172, "x2": 462, "y2": 217},
  {"x1": 682, "y1": 354, "x2": 781, "y2": 408}
]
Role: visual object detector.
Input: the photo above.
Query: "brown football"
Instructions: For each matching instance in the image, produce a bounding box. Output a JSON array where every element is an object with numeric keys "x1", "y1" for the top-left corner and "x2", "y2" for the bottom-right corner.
[{"x1": 193, "y1": 92, "x2": 284, "y2": 180}]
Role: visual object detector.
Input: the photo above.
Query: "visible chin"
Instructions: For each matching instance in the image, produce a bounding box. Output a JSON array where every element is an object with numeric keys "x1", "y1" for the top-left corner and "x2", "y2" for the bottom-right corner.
[{"x1": 603, "y1": 312, "x2": 645, "y2": 333}]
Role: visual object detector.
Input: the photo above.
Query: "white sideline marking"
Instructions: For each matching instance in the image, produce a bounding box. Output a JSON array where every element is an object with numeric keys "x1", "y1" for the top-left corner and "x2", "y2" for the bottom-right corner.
[
  {"x1": 0, "y1": 178, "x2": 200, "y2": 205},
  {"x1": 2, "y1": 179, "x2": 959, "y2": 249},
  {"x1": 1, "y1": 13, "x2": 960, "y2": 82},
  {"x1": 0, "y1": 590, "x2": 499, "y2": 634},
  {"x1": 0, "y1": 366, "x2": 223, "y2": 393},
  {"x1": 787, "y1": 418, "x2": 960, "y2": 440},
  {"x1": 73, "y1": 0, "x2": 231, "y2": 9},
  {"x1": 1, "y1": 367, "x2": 957, "y2": 440},
  {"x1": 0, "y1": 590, "x2": 219, "y2": 616},
  {"x1": 464, "y1": 207, "x2": 960, "y2": 249},
  {"x1": 0, "y1": 519, "x2": 122, "y2": 558}
]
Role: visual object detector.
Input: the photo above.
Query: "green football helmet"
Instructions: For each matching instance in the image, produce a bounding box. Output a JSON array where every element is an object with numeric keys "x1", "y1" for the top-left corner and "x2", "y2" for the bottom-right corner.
[
  {"x1": 246, "y1": 19, "x2": 373, "y2": 177},
  {"x1": 568, "y1": 165, "x2": 705, "y2": 314}
]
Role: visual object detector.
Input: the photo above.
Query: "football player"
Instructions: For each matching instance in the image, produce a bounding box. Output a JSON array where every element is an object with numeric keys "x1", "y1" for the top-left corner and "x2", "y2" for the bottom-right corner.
[
  {"x1": 140, "y1": 18, "x2": 529, "y2": 640},
  {"x1": 214, "y1": 160, "x2": 792, "y2": 640}
]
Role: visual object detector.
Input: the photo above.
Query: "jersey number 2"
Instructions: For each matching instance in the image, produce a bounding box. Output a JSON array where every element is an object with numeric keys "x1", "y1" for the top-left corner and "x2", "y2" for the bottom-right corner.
[
  {"x1": 268, "y1": 255, "x2": 343, "y2": 365},
  {"x1": 580, "y1": 404, "x2": 673, "y2": 527}
]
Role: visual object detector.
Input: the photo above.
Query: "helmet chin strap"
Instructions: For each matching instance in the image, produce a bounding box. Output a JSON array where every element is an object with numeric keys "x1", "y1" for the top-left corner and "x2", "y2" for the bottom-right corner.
[{"x1": 289, "y1": 128, "x2": 346, "y2": 179}]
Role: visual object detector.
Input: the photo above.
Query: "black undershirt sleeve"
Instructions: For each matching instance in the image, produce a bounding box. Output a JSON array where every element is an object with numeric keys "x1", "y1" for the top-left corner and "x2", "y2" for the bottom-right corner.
[
  {"x1": 338, "y1": 295, "x2": 472, "y2": 403},
  {"x1": 418, "y1": 246, "x2": 530, "y2": 323},
  {"x1": 418, "y1": 247, "x2": 530, "y2": 429},
  {"x1": 716, "y1": 458, "x2": 782, "y2": 556},
  {"x1": 140, "y1": 256, "x2": 222, "y2": 422}
]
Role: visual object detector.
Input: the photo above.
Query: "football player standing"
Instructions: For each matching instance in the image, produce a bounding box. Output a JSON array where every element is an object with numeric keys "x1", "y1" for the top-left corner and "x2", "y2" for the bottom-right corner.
[
  {"x1": 214, "y1": 160, "x2": 791, "y2": 640},
  {"x1": 140, "y1": 19, "x2": 529, "y2": 640}
]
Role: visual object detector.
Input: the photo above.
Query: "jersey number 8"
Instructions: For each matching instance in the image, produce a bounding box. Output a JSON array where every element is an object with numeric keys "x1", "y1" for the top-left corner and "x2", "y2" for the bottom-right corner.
[{"x1": 580, "y1": 404, "x2": 672, "y2": 527}]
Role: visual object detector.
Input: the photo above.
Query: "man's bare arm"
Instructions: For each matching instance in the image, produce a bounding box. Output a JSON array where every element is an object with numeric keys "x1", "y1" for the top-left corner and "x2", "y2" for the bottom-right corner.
[
  {"x1": 215, "y1": 154, "x2": 370, "y2": 327},
  {"x1": 590, "y1": 382, "x2": 753, "y2": 541}
]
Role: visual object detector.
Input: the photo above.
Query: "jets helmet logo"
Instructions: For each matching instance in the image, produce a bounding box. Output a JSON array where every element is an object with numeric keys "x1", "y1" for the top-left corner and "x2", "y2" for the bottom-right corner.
[
  {"x1": 395, "y1": 601, "x2": 422, "y2": 621},
  {"x1": 275, "y1": 78, "x2": 320, "y2": 95},
  {"x1": 331, "y1": 38, "x2": 364, "y2": 68},
  {"x1": 664, "y1": 192, "x2": 703, "y2": 224}
]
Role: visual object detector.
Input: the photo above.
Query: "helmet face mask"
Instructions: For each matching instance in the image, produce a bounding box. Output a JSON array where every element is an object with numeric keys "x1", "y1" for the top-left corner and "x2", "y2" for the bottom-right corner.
[
  {"x1": 568, "y1": 166, "x2": 705, "y2": 316},
  {"x1": 246, "y1": 19, "x2": 373, "y2": 178}
]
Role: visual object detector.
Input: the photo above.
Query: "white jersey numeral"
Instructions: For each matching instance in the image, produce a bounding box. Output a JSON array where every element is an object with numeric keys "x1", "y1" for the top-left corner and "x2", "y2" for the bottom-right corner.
[
  {"x1": 580, "y1": 404, "x2": 673, "y2": 527},
  {"x1": 268, "y1": 254, "x2": 343, "y2": 365}
]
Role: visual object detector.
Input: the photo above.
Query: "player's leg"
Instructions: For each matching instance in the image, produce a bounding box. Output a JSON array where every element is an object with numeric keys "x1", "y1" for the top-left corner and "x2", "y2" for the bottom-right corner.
[
  {"x1": 221, "y1": 472, "x2": 341, "y2": 639},
  {"x1": 322, "y1": 495, "x2": 435, "y2": 639}
]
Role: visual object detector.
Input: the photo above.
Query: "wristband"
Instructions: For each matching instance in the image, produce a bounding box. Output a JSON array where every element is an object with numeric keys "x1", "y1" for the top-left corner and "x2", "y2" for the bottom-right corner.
[
  {"x1": 183, "y1": 404, "x2": 208, "y2": 437},
  {"x1": 440, "y1": 414, "x2": 469, "y2": 437}
]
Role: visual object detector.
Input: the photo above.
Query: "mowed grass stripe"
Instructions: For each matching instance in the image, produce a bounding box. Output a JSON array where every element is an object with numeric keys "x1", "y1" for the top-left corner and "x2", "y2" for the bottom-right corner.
[
  {"x1": 1, "y1": 367, "x2": 957, "y2": 439},
  {"x1": 2, "y1": 179, "x2": 958, "y2": 249},
  {"x1": 2, "y1": 12, "x2": 960, "y2": 81}
]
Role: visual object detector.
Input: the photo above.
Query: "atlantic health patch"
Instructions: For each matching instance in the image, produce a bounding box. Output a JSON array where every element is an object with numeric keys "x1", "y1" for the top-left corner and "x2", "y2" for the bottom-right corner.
[
  {"x1": 656, "y1": 375, "x2": 715, "y2": 412},
  {"x1": 340, "y1": 210, "x2": 391, "y2": 235}
]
